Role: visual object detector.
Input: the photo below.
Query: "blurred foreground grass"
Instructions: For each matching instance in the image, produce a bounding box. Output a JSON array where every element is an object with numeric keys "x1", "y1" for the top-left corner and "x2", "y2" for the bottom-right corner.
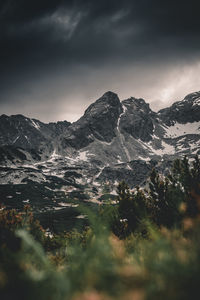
[{"x1": 0, "y1": 205, "x2": 200, "y2": 300}]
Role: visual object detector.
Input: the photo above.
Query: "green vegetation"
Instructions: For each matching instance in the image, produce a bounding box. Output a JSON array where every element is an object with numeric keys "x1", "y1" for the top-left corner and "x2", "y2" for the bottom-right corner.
[{"x1": 1, "y1": 156, "x2": 200, "y2": 299}]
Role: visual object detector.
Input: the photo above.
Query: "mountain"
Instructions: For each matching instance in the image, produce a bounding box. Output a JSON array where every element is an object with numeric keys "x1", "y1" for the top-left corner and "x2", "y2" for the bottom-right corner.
[
  {"x1": 61, "y1": 91, "x2": 123, "y2": 150},
  {"x1": 159, "y1": 91, "x2": 200, "y2": 125},
  {"x1": 0, "y1": 114, "x2": 70, "y2": 150},
  {"x1": 0, "y1": 90, "x2": 200, "y2": 211}
]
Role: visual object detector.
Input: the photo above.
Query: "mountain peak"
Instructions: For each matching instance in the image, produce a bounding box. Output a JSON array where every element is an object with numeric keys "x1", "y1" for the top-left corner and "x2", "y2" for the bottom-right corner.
[
  {"x1": 122, "y1": 97, "x2": 152, "y2": 114},
  {"x1": 102, "y1": 91, "x2": 118, "y2": 98},
  {"x1": 62, "y1": 92, "x2": 123, "y2": 149},
  {"x1": 159, "y1": 90, "x2": 200, "y2": 125},
  {"x1": 184, "y1": 91, "x2": 200, "y2": 101},
  {"x1": 84, "y1": 91, "x2": 121, "y2": 116},
  {"x1": 124, "y1": 97, "x2": 146, "y2": 104}
]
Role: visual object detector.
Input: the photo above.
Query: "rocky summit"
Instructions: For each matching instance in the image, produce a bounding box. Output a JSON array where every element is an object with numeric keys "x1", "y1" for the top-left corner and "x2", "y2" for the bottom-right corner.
[{"x1": 0, "y1": 90, "x2": 200, "y2": 208}]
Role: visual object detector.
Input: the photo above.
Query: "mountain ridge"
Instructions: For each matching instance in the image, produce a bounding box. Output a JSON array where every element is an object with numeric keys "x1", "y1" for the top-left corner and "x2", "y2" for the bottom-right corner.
[{"x1": 0, "y1": 90, "x2": 200, "y2": 204}]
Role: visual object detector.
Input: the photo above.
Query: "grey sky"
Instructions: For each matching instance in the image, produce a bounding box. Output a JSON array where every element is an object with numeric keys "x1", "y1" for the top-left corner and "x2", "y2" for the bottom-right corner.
[{"x1": 0, "y1": 0, "x2": 200, "y2": 122}]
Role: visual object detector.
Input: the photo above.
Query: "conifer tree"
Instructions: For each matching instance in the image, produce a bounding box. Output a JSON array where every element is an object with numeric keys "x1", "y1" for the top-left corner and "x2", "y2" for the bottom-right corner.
[
  {"x1": 148, "y1": 168, "x2": 182, "y2": 227},
  {"x1": 116, "y1": 181, "x2": 147, "y2": 236}
]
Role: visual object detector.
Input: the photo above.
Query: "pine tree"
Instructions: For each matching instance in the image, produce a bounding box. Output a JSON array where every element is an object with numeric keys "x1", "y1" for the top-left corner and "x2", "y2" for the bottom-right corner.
[
  {"x1": 170, "y1": 156, "x2": 200, "y2": 218},
  {"x1": 148, "y1": 168, "x2": 182, "y2": 227},
  {"x1": 116, "y1": 181, "x2": 147, "y2": 236}
]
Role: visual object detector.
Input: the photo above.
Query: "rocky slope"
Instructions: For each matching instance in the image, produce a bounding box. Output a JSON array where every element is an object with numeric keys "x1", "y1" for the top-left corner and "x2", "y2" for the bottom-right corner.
[{"x1": 0, "y1": 90, "x2": 200, "y2": 208}]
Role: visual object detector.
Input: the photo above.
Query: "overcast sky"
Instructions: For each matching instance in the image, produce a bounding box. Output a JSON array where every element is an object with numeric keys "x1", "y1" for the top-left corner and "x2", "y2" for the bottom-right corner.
[{"x1": 1, "y1": 0, "x2": 200, "y2": 122}]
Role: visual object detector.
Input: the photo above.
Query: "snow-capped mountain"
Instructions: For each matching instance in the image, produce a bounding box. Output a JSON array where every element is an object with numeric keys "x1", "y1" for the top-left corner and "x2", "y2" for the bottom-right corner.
[{"x1": 0, "y1": 90, "x2": 200, "y2": 207}]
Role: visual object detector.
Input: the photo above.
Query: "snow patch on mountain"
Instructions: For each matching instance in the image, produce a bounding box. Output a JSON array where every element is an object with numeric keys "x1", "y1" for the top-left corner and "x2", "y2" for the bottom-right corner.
[
  {"x1": 146, "y1": 140, "x2": 175, "y2": 156},
  {"x1": 31, "y1": 119, "x2": 40, "y2": 130},
  {"x1": 12, "y1": 136, "x2": 19, "y2": 144},
  {"x1": 48, "y1": 150, "x2": 60, "y2": 162},
  {"x1": 193, "y1": 97, "x2": 200, "y2": 106},
  {"x1": 77, "y1": 151, "x2": 88, "y2": 161},
  {"x1": 163, "y1": 121, "x2": 200, "y2": 138},
  {"x1": 116, "y1": 105, "x2": 131, "y2": 162}
]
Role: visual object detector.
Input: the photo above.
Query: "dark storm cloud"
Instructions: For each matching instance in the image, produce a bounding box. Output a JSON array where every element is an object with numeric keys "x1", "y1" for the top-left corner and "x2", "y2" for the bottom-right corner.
[{"x1": 1, "y1": 0, "x2": 200, "y2": 121}]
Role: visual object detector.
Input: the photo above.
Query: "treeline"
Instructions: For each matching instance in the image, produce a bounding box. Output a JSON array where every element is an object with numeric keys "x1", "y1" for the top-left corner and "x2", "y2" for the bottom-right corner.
[
  {"x1": 106, "y1": 155, "x2": 200, "y2": 237},
  {"x1": 0, "y1": 156, "x2": 200, "y2": 300}
]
